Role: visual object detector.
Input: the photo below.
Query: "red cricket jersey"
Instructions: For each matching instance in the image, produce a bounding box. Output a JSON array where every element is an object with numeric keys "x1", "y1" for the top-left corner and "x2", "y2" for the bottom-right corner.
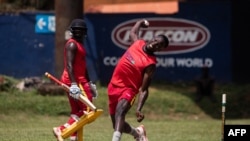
[
  {"x1": 110, "y1": 40, "x2": 156, "y2": 94},
  {"x1": 61, "y1": 38, "x2": 88, "y2": 85}
]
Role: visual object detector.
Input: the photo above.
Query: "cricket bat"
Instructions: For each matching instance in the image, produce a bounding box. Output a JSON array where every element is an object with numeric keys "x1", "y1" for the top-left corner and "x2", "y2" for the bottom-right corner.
[{"x1": 45, "y1": 72, "x2": 97, "y2": 111}]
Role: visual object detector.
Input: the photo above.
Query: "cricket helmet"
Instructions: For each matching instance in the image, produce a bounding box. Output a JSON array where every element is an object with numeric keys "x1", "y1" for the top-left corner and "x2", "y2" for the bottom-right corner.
[{"x1": 69, "y1": 19, "x2": 87, "y2": 38}]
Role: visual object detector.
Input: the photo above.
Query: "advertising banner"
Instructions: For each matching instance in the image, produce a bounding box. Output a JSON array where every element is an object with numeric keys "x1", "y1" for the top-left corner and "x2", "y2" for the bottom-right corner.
[
  {"x1": 86, "y1": 2, "x2": 231, "y2": 84},
  {"x1": 0, "y1": 2, "x2": 231, "y2": 84}
]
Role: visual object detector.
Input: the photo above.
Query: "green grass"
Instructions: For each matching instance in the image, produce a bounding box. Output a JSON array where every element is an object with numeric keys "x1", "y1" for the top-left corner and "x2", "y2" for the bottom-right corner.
[
  {"x1": 0, "y1": 113, "x2": 249, "y2": 141},
  {"x1": 0, "y1": 78, "x2": 250, "y2": 141}
]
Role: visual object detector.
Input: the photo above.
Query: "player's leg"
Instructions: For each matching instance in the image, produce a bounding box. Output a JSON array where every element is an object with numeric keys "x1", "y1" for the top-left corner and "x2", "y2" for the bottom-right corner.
[
  {"x1": 113, "y1": 99, "x2": 148, "y2": 141},
  {"x1": 112, "y1": 99, "x2": 131, "y2": 141}
]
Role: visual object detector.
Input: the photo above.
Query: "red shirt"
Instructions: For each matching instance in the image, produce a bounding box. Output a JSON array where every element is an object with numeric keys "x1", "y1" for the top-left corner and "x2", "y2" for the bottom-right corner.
[
  {"x1": 61, "y1": 38, "x2": 88, "y2": 85},
  {"x1": 110, "y1": 40, "x2": 156, "y2": 94}
]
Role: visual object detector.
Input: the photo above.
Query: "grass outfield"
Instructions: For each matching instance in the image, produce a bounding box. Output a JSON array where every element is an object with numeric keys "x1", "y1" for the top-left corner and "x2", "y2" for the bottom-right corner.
[
  {"x1": 0, "y1": 78, "x2": 249, "y2": 141},
  {"x1": 0, "y1": 113, "x2": 250, "y2": 141}
]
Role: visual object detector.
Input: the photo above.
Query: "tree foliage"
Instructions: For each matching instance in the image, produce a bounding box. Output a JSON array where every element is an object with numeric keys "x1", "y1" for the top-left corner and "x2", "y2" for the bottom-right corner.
[{"x1": 0, "y1": 0, "x2": 54, "y2": 12}]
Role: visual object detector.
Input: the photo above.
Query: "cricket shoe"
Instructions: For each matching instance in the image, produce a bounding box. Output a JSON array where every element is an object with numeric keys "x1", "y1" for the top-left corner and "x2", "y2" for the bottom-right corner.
[
  {"x1": 70, "y1": 133, "x2": 77, "y2": 141},
  {"x1": 70, "y1": 135, "x2": 77, "y2": 141},
  {"x1": 53, "y1": 127, "x2": 64, "y2": 141},
  {"x1": 135, "y1": 125, "x2": 148, "y2": 141}
]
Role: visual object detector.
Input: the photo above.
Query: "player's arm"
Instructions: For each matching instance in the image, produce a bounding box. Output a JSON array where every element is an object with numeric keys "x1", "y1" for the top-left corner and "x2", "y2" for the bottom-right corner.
[
  {"x1": 66, "y1": 42, "x2": 83, "y2": 99},
  {"x1": 130, "y1": 19, "x2": 149, "y2": 43},
  {"x1": 136, "y1": 64, "x2": 156, "y2": 122},
  {"x1": 66, "y1": 42, "x2": 77, "y2": 83}
]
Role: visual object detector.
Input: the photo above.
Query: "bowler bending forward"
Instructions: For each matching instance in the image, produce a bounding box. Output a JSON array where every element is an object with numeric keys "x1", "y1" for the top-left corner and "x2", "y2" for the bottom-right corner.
[{"x1": 107, "y1": 19, "x2": 169, "y2": 141}]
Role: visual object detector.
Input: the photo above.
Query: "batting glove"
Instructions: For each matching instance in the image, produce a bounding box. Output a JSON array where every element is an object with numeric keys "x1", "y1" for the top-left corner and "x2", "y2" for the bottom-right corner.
[
  {"x1": 69, "y1": 83, "x2": 81, "y2": 99},
  {"x1": 89, "y1": 81, "x2": 98, "y2": 99}
]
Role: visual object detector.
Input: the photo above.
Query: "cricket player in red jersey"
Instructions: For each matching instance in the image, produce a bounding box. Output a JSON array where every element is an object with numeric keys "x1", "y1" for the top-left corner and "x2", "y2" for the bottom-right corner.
[
  {"x1": 108, "y1": 19, "x2": 169, "y2": 141},
  {"x1": 53, "y1": 19, "x2": 98, "y2": 141}
]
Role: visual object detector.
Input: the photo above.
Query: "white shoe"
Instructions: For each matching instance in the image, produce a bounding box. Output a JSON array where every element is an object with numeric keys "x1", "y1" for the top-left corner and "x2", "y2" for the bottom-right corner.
[
  {"x1": 136, "y1": 125, "x2": 148, "y2": 141},
  {"x1": 53, "y1": 127, "x2": 64, "y2": 141},
  {"x1": 70, "y1": 135, "x2": 77, "y2": 141}
]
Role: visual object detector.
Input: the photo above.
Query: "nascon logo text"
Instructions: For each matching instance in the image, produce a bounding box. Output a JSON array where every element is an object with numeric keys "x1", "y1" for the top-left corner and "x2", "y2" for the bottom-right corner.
[{"x1": 111, "y1": 18, "x2": 210, "y2": 55}]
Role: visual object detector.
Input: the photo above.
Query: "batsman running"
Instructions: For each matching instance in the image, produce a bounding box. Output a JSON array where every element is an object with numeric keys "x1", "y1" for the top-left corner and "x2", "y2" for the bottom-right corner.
[
  {"x1": 107, "y1": 19, "x2": 169, "y2": 141},
  {"x1": 52, "y1": 19, "x2": 98, "y2": 141}
]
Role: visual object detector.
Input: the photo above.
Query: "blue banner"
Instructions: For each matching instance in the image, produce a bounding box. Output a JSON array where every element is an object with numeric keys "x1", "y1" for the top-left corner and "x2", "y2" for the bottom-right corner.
[
  {"x1": 0, "y1": 13, "x2": 55, "y2": 78},
  {"x1": 86, "y1": 1, "x2": 231, "y2": 84},
  {"x1": 0, "y1": 2, "x2": 231, "y2": 84}
]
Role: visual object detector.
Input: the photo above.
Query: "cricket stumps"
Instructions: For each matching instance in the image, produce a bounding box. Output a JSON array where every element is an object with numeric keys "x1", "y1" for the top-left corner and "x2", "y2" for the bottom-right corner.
[{"x1": 61, "y1": 109, "x2": 103, "y2": 139}]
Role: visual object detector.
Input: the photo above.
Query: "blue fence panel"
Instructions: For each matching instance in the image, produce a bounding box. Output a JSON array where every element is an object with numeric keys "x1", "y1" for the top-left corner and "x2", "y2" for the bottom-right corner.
[
  {"x1": 0, "y1": 1, "x2": 231, "y2": 84},
  {"x1": 0, "y1": 12, "x2": 55, "y2": 78},
  {"x1": 86, "y1": 1, "x2": 231, "y2": 84}
]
